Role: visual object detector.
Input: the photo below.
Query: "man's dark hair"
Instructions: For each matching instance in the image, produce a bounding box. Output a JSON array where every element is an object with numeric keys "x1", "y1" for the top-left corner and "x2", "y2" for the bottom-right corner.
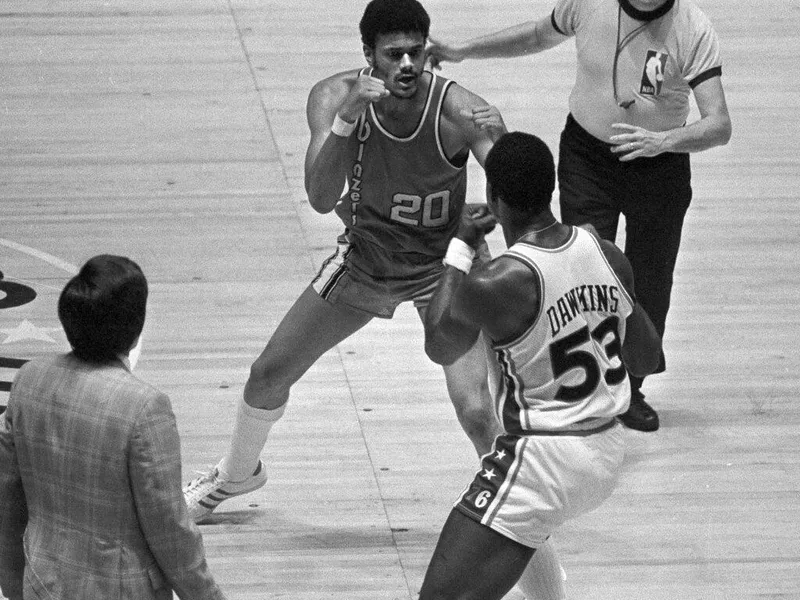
[
  {"x1": 485, "y1": 132, "x2": 556, "y2": 215},
  {"x1": 58, "y1": 255, "x2": 148, "y2": 362},
  {"x1": 360, "y1": 0, "x2": 430, "y2": 48}
]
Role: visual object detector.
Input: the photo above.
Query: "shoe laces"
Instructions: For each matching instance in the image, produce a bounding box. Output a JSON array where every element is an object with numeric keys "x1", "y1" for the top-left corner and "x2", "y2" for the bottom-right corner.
[{"x1": 184, "y1": 467, "x2": 223, "y2": 496}]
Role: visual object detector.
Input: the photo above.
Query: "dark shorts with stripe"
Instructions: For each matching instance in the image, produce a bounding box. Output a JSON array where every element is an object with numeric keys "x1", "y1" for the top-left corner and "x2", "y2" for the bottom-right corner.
[{"x1": 311, "y1": 231, "x2": 489, "y2": 319}]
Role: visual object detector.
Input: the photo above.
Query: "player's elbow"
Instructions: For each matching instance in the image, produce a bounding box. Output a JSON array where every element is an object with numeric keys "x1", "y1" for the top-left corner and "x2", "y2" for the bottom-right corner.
[
  {"x1": 711, "y1": 113, "x2": 732, "y2": 147},
  {"x1": 623, "y1": 346, "x2": 661, "y2": 378},
  {"x1": 621, "y1": 333, "x2": 662, "y2": 377},
  {"x1": 424, "y1": 310, "x2": 479, "y2": 365},
  {"x1": 621, "y1": 306, "x2": 662, "y2": 376},
  {"x1": 424, "y1": 337, "x2": 459, "y2": 366},
  {"x1": 719, "y1": 117, "x2": 732, "y2": 146},
  {"x1": 309, "y1": 200, "x2": 335, "y2": 215},
  {"x1": 305, "y1": 187, "x2": 336, "y2": 214}
]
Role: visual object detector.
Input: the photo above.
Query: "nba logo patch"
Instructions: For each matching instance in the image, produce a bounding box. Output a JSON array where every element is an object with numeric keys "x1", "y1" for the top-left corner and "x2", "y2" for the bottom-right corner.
[{"x1": 639, "y1": 50, "x2": 668, "y2": 97}]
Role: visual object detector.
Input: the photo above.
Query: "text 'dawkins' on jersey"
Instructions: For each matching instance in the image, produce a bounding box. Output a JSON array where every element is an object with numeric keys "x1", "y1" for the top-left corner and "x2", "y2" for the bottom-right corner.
[{"x1": 487, "y1": 228, "x2": 635, "y2": 434}]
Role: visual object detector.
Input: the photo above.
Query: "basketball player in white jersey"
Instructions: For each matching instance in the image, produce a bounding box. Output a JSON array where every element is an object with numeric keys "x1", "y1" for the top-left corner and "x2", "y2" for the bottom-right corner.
[
  {"x1": 184, "y1": 0, "x2": 507, "y2": 521},
  {"x1": 428, "y1": 0, "x2": 732, "y2": 433},
  {"x1": 419, "y1": 132, "x2": 662, "y2": 599}
]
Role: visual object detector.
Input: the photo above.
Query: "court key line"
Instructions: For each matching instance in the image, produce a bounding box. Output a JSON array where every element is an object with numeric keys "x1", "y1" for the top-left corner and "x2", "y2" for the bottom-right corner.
[{"x1": 0, "y1": 238, "x2": 79, "y2": 275}]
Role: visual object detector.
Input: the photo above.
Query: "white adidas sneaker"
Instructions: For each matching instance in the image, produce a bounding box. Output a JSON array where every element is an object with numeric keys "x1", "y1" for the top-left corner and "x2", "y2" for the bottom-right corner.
[{"x1": 183, "y1": 460, "x2": 267, "y2": 522}]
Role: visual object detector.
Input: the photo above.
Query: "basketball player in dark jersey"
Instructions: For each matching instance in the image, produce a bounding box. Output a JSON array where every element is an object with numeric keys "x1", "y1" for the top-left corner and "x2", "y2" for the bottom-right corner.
[{"x1": 185, "y1": 0, "x2": 507, "y2": 523}]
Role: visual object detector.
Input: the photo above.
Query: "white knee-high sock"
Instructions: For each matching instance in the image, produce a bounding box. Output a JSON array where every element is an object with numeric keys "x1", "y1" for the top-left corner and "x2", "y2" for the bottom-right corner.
[
  {"x1": 217, "y1": 397, "x2": 286, "y2": 481},
  {"x1": 516, "y1": 538, "x2": 567, "y2": 600}
]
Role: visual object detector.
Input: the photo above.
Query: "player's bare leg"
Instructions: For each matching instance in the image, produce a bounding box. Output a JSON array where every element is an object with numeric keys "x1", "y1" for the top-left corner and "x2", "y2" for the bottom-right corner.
[
  {"x1": 418, "y1": 509, "x2": 534, "y2": 600},
  {"x1": 418, "y1": 306, "x2": 500, "y2": 457},
  {"x1": 184, "y1": 285, "x2": 372, "y2": 521},
  {"x1": 515, "y1": 538, "x2": 567, "y2": 600},
  {"x1": 244, "y1": 285, "x2": 373, "y2": 411}
]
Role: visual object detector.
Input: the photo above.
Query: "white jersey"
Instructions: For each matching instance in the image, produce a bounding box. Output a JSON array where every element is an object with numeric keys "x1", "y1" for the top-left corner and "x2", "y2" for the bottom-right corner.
[{"x1": 488, "y1": 227, "x2": 634, "y2": 434}]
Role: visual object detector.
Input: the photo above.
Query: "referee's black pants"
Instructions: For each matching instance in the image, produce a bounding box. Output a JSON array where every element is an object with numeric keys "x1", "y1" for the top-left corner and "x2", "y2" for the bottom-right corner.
[{"x1": 558, "y1": 114, "x2": 692, "y2": 393}]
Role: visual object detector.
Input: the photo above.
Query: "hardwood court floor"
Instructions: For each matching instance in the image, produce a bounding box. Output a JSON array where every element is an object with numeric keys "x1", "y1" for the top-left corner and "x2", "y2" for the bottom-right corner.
[{"x1": 1, "y1": 1, "x2": 799, "y2": 598}]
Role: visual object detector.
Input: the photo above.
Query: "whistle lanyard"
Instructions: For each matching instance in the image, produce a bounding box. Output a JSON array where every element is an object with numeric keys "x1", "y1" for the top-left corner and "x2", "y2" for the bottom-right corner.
[{"x1": 613, "y1": 6, "x2": 649, "y2": 108}]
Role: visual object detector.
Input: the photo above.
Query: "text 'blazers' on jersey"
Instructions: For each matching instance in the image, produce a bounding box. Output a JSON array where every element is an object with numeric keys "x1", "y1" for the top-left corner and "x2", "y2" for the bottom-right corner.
[{"x1": 334, "y1": 69, "x2": 468, "y2": 259}]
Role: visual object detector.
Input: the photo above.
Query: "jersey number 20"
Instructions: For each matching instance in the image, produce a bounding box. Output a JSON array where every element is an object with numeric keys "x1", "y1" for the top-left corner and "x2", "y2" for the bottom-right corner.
[
  {"x1": 390, "y1": 191, "x2": 450, "y2": 227},
  {"x1": 549, "y1": 315, "x2": 626, "y2": 402}
]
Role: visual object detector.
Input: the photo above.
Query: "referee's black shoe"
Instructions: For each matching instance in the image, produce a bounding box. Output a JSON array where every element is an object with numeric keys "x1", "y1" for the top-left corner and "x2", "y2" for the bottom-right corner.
[{"x1": 619, "y1": 390, "x2": 659, "y2": 432}]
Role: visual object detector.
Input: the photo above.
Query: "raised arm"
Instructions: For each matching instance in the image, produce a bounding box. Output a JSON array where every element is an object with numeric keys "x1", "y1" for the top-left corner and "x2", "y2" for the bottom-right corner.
[
  {"x1": 303, "y1": 71, "x2": 389, "y2": 213},
  {"x1": 440, "y1": 83, "x2": 507, "y2": 170},
  {"x1": 427, "y1": 13, "x2": 567, "y2": 66},
  {"x1": 424, "y1": 207, "x2": 495, "y2": 365},
  {"x1": 423, "y1": 264, "x2": 481, "y2": 366},
  {"x1": 424, "y1": 209, "x2": 535, "y2": 365}
]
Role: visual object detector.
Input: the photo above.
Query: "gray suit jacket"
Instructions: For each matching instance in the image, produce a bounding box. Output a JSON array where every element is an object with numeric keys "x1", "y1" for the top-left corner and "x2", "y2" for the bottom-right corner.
[{"x1": 0, "y1": 353, "x2": 226, "y2": 600}]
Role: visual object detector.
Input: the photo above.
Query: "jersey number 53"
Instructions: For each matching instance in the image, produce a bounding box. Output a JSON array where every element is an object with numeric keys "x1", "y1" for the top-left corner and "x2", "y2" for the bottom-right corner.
[{"x1": 550, "y1": 315, "x2": 626, "y2": 402}]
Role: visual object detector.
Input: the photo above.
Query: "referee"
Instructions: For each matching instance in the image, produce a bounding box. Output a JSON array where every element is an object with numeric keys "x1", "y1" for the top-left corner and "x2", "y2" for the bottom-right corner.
[{"x1": 427, "y1": 0, "x2": 732, "y2": 432}]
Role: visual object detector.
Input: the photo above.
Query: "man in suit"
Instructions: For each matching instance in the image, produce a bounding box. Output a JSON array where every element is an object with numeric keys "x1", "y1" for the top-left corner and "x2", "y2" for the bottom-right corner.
[{"x1": 0, "y1": 255, "x2": 226, "y2": 600}]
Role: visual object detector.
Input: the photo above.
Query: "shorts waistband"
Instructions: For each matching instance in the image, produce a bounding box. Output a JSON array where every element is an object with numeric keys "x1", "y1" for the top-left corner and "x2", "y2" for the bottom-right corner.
[
  {"x1": 343, "y1": 231, "x2": 442, "y2": 270},
  {"x1": 520, "y1": 417, "x2": 617, "y2": 437}
]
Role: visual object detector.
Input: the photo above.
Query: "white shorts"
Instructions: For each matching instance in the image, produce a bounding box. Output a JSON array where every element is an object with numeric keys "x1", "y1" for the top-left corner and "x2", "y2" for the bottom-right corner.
[{"x1": 455, "y1": 420, "x2": 625, "y2": 548}]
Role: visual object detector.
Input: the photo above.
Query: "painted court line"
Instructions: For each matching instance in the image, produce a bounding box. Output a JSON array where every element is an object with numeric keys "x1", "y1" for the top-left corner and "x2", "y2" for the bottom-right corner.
[{"x1": 0, "y1": 238, "x2": 79, "y2": 275}]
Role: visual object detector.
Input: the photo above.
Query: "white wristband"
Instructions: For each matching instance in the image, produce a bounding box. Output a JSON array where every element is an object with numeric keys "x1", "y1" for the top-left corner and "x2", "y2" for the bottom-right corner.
[
  {"x1": 442, "y1": 237, "x2": 476, "y2": 274},
  {"x1": 331, "y1": 114, "x2": 357, "y2": 137}
]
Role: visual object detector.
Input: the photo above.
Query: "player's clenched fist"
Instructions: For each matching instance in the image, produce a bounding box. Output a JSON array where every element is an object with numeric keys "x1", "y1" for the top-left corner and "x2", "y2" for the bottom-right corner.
[
  {"x1": 338, "y1": 74, "x2": 391, "y2": 122},
  {"x1": 457, "y1": 203, "x2": 497, "y2": 248},
  {"x1": 461, "y1": 105, "x2": 506, "y2": 142}
]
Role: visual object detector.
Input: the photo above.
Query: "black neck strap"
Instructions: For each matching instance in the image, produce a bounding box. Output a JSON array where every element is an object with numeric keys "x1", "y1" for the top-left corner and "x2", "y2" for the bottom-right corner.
[{"x1": 618, "y1": 0, "x2": 675, "y2": 22}]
